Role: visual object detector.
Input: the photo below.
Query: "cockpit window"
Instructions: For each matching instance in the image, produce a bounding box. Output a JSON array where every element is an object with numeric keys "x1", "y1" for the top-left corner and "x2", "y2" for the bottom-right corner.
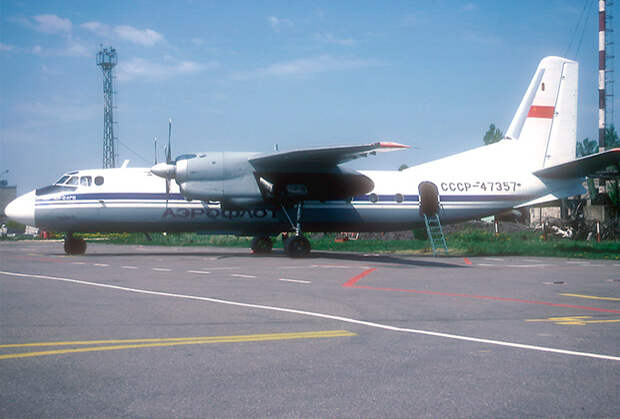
[
  {"x1": 55, "y1": 175, "x2": 70, "y2": 185},
  {"x1": 80, "y1": 176, "x2": 92, "y2": 186},
  {"x1": 94, "y1": 176, "x2": 104, "y2": 186},
  {"x1": 66, "y1": 176, "x2": 79, "y2": 185}
]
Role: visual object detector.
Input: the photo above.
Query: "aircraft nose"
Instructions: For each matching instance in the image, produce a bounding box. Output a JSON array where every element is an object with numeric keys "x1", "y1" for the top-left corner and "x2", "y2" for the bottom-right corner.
[{"x1": 5, "y1": 190, "x2": 36, "y2": 226}]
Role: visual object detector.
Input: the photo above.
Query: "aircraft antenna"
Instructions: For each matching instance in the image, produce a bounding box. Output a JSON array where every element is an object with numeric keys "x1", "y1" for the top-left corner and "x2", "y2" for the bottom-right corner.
[{"x1": 97, "y1": 45, "x2": 118, "y2": 169}]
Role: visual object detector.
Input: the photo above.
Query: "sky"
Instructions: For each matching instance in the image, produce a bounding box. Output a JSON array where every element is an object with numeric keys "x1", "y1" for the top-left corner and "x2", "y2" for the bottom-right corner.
[{"x1": 1, "y1": 0, "x2": 617, "y2": 194}]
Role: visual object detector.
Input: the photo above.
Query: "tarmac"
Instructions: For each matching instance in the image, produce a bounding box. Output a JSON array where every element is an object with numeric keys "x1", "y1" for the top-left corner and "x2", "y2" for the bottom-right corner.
[{"x1": 1, "y1": 240, "x2": 619, "y2": 417}]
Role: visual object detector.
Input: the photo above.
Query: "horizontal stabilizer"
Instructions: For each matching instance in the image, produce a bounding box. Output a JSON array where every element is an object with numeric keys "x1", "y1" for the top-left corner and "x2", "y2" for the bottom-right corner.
[
  {"x1": 250, "y1": 142, "x2": 409, "y2": 171},
  {"x1": 533, "y1": 148, "x2": 620, "y2": 179}
]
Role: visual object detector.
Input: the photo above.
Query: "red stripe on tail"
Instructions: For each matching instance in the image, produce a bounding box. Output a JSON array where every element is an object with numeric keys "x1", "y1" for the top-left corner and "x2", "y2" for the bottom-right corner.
[{"x1": 527, "y1": 105, "x2": 555, "y2": 119}]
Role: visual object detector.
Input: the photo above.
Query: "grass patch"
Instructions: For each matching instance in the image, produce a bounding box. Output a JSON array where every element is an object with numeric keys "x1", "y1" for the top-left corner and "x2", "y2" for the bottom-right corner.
[{"x1": 93, "y1": 230, "x2": 620, "y2": 260}]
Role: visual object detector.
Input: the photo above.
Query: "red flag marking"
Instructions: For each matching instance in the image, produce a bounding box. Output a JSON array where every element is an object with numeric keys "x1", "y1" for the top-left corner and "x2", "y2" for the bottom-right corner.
[{"x1": 527, "y1": 105, "x2": 555, "y2": 119}]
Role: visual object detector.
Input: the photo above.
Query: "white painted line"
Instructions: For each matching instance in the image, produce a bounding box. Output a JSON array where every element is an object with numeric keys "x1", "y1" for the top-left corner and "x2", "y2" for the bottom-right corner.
[
  {"x1": 504, "y1": 264, "x2": 549, "y2": 268},
  {"x1": 152, "y1": 268, "x2": 172, "y2": 272},
  {"x1": 278, "y1": 278, "x2": 311, "y2": 284},
  {"x1": 1, "y1": 270, "x2": 618, "y2": 362},
  {"x1": 121, "y1": 266, "x2": 137, "y2": 270},
  {"x1": 566, "y1": 261, "x2": 590, "y2": 264},
  {"x1": 230, "y1": 274, "x2": 256, "y2": 279},
  {"x1": 477, "y1": 263, "x2": 496, "y2": 267},
  {"x1": 207, "y1": 267, "x2": 238, "y2": 271},
  {"x1": 93, "y1": 264, "x2": 109, "y2": 267},
  {"x1": 72, "y1": 262, "x2": 86, "y2": 265},
  {"x1": 484, "y1": 258, "x2": 504, "y2": 262},
  {"x1": 311, "y1": 264, "x2": 350, "y2": 269},
  {"x1": 187, "y1": 270, "x2": 211, "y2": 275},
  {"x1": 523, "y1": 259, "x2": 540, "y2": 263}
]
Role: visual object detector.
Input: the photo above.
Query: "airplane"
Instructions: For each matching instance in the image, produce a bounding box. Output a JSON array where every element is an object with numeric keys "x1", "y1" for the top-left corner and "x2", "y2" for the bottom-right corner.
[{"x1": 5, "y1": 56, "x2": 620, "y2": 257}]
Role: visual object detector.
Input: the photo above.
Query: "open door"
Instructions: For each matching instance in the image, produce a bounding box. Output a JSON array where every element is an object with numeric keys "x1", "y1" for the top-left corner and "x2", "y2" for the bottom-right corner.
[{"x1": 418, "y1": 181, "x2": 440, "y2": 216}]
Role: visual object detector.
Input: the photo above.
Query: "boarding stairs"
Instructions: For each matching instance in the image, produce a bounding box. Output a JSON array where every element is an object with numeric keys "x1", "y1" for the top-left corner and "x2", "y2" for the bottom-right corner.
[{"x1": 423, "y1": 214, "x2": 449, "y2": 256}]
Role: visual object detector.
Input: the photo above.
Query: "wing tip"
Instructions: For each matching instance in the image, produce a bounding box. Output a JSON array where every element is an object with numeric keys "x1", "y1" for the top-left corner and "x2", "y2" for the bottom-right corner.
[{"x1": 377, "y1": 141, "x2": 410, "y2": 149}]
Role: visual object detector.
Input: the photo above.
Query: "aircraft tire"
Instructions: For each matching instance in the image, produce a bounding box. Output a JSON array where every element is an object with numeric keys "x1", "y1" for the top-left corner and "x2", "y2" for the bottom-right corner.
[
  {"x1": 64, "y1": 235, "x2": 87, "y2": 255},
  {"x1": 285, "y1": 236, "x2": 311, "y2": 258},
  {"x1": 251, "y1": 236, "x2": 273, "y2": 254}
]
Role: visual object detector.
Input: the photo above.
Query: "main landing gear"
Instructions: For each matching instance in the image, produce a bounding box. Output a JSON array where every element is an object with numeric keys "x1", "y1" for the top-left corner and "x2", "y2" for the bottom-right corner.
[
  {"x1": 64, "y1": 233, "x2": 86, "y2": 255},
  {"x1": 281, "y1": 202, "x2": 311, "y2": 258},
  {"x1": 250, "y1": 236, "x2": 273, "y2": 254}
]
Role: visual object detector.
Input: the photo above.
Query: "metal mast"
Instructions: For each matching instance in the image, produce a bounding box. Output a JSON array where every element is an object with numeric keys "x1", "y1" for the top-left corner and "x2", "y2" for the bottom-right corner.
[
  {"x1": 96, "y1": 46, "x2": 118, "y2": 168},
  {"x1": 599, "y1": 0, "x2": 614, "y2": 152}
]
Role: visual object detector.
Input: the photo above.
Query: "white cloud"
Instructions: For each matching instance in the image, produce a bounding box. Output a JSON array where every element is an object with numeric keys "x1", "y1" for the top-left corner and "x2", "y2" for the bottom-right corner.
[
  {"x1": 315, "y1": 33, "x2": 356, "y2": 47},
  {"x1": 80, "y1": 21, "x2": 113, "y2": 38},
  {"x1": 0, "y1": 42, "x2": 14, "y2": 51},
  {"x1": 268, "y1": 16, "x2": 293, "y2": 32},
  {"x1": 117, "y1": 57, "x2": 217, "y2": 82},
  {"x1": 32, "y1": 14, "x2": 72, "y2": 33},
  {"x1": 81, "y1": 22, "x2": 164, "y2": 47},
  {"x1": 232, "y1": 54, "x2": 380, "y2": 79},
  {"x1": 29, "y1": 38, "x2": 91, "y2": 57},
  {"x1": 114, "y1": 25, "x2": 164, "y2": 46}
]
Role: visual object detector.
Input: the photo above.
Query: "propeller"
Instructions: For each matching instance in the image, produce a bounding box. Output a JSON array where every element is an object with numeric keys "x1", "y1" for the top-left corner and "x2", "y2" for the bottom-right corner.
[{"x1": 151, "y1": 118, "x2": 176, "y2": 208}]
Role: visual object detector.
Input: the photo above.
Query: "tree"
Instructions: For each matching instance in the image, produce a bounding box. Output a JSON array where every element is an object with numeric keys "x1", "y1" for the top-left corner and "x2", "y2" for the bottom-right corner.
[
  {"x1": 483, "y1": 123, "x2": 503, "y2": 145},
  {"x1": 605, "y1": 124, "x2": 620, "y2": 149},
  {"x1": 398, "y1": 164, "x2": 409, "y2": 171},
  {"x1": 576, "y1": 137, "x2": 597, "y2": 157}
]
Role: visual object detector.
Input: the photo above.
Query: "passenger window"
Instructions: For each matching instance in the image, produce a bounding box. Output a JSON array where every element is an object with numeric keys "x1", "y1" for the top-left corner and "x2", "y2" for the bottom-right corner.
[
  {"x1": 66, "y1": 176, "x2": 79, "y2": 185},
  {"x1": 369, "y1": 193, "x2": 378, "y2": 203},
  {"x1": 395, "y1": 193, "x2": 404, "y2": 203},
  {"x1": 94, "y1": 176, "x2": 104, "y2": 186},
  {"x1": 80, "y1": 176, "x2": 92, "y2": 186}
]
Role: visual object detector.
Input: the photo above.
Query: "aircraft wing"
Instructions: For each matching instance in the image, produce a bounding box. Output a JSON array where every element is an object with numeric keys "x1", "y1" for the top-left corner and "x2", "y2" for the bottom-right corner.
[
  {"x1": 533, "y1": 148, "x2": 620, "y2": 179},
  {"x1": 249, "y1": 142, "x2": 409, "y2": 171}
]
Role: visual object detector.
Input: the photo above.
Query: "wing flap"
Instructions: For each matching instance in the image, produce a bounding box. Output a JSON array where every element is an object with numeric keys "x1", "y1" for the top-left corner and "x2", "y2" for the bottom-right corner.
[{"x1": 533, "y1": 148, "x2": 620, "y2": 179}]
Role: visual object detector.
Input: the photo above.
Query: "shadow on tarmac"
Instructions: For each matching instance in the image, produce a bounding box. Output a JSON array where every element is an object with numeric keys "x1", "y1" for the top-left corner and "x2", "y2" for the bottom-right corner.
[{"x1": 50, "y1": 247, "x2": 466, "y2": 269}]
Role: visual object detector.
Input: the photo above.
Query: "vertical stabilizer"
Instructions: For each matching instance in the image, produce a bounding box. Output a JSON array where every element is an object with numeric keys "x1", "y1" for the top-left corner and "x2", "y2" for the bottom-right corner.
[{"x1": 506, "y1": 57, "x2": 578, "y2": 170}]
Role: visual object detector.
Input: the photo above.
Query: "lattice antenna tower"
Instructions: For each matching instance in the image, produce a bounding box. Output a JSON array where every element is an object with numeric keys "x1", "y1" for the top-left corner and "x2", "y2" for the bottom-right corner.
[{"x1": 96, "y1": 46, "x2": 118, "y2": 168}]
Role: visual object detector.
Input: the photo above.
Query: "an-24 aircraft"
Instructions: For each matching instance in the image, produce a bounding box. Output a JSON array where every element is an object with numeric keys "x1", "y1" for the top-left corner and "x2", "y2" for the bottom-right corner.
[{"x1": 6, "y1": 56, "x2": 620, "y2": 257}]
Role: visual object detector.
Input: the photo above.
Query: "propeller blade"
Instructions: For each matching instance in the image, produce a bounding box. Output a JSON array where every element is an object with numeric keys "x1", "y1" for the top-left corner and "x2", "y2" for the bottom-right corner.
[
  {"x1": 165, "y1": 178, "x2": 170, "y2": 208},
  {"x1": 167, "y1": 118, "x2": 172, "y2": 163}
]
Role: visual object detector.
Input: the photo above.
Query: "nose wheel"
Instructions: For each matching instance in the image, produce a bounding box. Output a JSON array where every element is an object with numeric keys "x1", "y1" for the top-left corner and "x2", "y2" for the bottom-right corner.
[{"x1": 64, "y1": 233, "x2": 87, "y2": 255}]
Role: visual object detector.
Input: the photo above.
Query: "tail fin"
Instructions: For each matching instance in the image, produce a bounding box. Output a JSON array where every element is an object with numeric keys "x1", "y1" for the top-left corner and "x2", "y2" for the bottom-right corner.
[{"x1": 505, "y1": 56, "x2": 578, "y2": 170}]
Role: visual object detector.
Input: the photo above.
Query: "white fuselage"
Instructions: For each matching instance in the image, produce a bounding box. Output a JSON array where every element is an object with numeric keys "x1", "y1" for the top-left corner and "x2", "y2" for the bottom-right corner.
[{"x1": 9, "y1": 139, "x2": 584, "y2": 235}]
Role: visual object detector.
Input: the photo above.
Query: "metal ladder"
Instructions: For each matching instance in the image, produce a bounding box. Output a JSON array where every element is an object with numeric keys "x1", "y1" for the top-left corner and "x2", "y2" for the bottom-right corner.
[{"x1": 423, "y1": 214, "x2": 449, "y2": 256}]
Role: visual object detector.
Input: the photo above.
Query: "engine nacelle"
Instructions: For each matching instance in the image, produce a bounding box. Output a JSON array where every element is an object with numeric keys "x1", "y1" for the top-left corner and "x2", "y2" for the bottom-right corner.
[{"x1": 176, "y1": 152, "x2": 264, "y2": 203}]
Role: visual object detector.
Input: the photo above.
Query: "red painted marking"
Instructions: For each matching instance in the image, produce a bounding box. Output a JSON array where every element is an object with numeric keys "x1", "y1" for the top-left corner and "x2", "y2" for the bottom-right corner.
[
  {"x1": 527, "y1": 105, "x2": 555, "y2": 119},
  {"x1": 342, "y1": 268, "x2": 376, "y2": 287},
  {"x1": 349, "y1": 285, "x2": 620, "y2": 314},
  {"x1": 378, "y1": 141, "x2": 410, "y2": 149},
  {"x1": 342, "y1": 268, "x2": 620, "y2": 314},
  {"x1": 463, "y1": 257, "x2": 472, "y2": 265}
]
